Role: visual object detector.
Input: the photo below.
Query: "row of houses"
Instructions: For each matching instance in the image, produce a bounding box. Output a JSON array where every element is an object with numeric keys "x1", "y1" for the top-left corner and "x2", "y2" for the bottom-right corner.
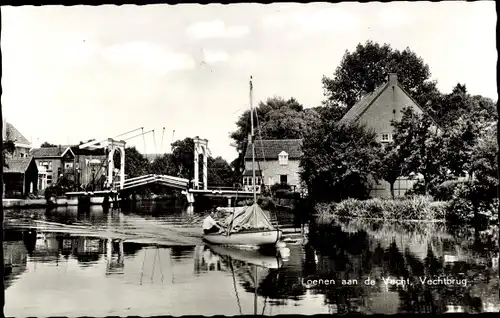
[
  {"x1": 2, "y1": 120, "x2": 108, "y2": 198},
  {"x1": 3, "y1": 73, "x2": 426, "y2": 198},
  {"x1": 241, "y1": 73, "x2": 426, "y2": 197}
]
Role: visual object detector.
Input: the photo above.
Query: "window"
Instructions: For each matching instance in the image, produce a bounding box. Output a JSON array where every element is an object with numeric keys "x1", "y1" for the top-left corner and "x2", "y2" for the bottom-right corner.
[
  {"x1": 65, "y1": 162, "x2": 73, "y2": 169},
  {"x1": 47, "y1": 175, "x2": 52, "y2": 184},
  {"x1": 381, "y1": 133, "x2": 391, "y2": 142},
  {"x1": 278, "y1": 151, "x2": 289, "y2": 166},
  {"x1": 280, "y1": 175, "x2": 288, "y2": 184}
]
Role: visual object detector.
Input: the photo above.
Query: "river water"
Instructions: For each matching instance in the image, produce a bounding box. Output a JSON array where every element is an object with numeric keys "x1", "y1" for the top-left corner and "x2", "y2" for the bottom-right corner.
[{"x1": 3, "y1": 201, "x2": 499, "y2": 316}]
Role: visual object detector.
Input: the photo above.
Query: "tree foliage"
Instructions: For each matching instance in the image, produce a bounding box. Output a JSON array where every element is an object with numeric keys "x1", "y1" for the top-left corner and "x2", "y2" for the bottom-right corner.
[
  {"x1": 322, "y1": 40, "x2": 438, "y2": 120},
  {"x1": 391, "y1": 108, "x2": 447, "y2": 195},
  {"x1": 207, "y1": 156, "x2": 234, "y2": 187},
  {"x1": 120, "y1": 146, "x2": 150, "y2": 179},
  {"x1": 2, "y1": 140, "x2": 15, "y2": 167},
  {"x1": 149, "y1": 153, "x2": 178, "y2": 176},
  {"x1": 377, "y1": 143, "x2": 404, "y2": 199},
  {"x1": 230, "y1": 96, "x2": 320, "y2": 174},
  {"x1": 300, "y1": 121, "x2": 381, "y2": 202},
  {"x1": 171, "y1": 138, "x2": 196, "y2": 180},
  {"x1": 40, "y1": 142, "x2": 57, "y2": 148},
  {"x1": 148, "y1": 138, "x2": 234, "y2": 187}
]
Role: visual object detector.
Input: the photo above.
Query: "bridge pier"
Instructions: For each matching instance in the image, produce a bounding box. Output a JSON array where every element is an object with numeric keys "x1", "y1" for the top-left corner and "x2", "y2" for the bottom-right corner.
[
  {"x1": 227, "y1": 197, "x2": 232, "y2": 207},
  {"x1": 182, "y1": 191, "x2": 195, "y2": 206}
]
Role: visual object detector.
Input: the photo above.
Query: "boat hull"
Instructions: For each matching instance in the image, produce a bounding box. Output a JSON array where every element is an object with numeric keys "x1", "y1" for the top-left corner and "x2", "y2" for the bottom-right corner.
[{"x1": 203, "y1": 229, "x2": 282, "y2": 247}]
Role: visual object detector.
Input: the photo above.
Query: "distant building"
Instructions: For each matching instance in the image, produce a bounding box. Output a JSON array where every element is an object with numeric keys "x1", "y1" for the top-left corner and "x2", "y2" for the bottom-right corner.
[
  {"x1": 2, "y1": 119, "x2": 32, "y2": 158},
  {"x1": 68, "y1": 145, "x2": 107, "y2": 191},
  {"x1": 339, "y1": 73, "x2": 434, "y2": 197},
  {"x1": 3, "y1": 156, "x2": 39, "y2": 198},
  {"x1": 30, "y1": 146, "x2": 76, "y2": 189},
  {"x1": 243, "y1": 139, "x2": 303, "y2": 192}
]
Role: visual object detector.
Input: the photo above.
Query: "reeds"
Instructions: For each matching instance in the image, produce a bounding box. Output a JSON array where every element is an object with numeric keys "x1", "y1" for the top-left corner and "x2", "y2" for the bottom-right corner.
[{"x1": 315, "y1": 196, "x2": 448, "y2": 222}]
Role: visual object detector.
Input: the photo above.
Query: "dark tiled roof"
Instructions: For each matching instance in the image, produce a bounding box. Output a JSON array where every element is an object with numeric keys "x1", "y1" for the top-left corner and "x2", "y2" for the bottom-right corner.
[
  {"x1": 3, "y1": 156, "x2": 35, "y2": 173},
  {"x1": 339, "y1": 83, "x2": 389, "y2": 125},
  {"x1": 31, "y1": 146, "x2": 74, "y2": 158},
  {"x1": 4, "y1": 122, "x2": 31, "y2": 145},
  {"x1": 242, "y1": 170, "x2": 263, "y2": 177},
  {"x1": 244, "y1": 139, "x2": 303, "y2": 160}
]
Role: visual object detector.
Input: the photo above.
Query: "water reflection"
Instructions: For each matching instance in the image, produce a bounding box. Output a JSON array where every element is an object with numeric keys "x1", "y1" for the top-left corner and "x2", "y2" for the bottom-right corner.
[
  {"x1": 308, "y1": 218, "x2": 499, "y2": 314},
  {"x1": 3, "y1": 206, "x2": 499, "y2": 316}
]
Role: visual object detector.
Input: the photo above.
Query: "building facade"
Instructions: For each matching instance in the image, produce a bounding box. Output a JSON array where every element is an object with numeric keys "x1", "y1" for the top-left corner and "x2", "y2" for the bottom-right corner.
[
  {"x1": 339, "y1": 73, "x2": 430, "y2": 197},
  {"x1": 243, "y1": 139, "x2": 303, "y2": 192},
  {"x1": 30, "y1": 146, "x2": 76, "y2": 189},
  {"x1": 3, "y1": 157, "x2": 39, "y2": 198}
]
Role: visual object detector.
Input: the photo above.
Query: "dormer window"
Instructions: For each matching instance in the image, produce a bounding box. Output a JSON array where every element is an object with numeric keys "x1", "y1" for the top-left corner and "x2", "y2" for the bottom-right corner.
[
  {"x1": 278, "y1": 151, "x2": 288, "y2": 165},
  {"x1": 381, "y1": 133, "x2": 391, "y2": 142}
]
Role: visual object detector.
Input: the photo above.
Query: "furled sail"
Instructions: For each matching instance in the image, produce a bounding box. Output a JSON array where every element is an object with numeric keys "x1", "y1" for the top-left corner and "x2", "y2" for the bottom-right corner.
[{"x1": 221, "y1": 203, "x2": 274, "y2": 233}]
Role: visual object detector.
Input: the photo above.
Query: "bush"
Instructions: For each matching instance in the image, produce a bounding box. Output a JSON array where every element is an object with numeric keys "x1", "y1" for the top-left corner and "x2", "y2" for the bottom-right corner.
[
  {"x1": 270, "y1": 183, "x2": 291, "y2": 193},
  {"x1": 434, "y1": 180, "x2": 466, "y2": 201},
  {"x1": 317, "y1": 195, "x2": 445, "y2": 221},
  {"x1": 446, "y1": 181, "x2": 498, "y2": 226}
]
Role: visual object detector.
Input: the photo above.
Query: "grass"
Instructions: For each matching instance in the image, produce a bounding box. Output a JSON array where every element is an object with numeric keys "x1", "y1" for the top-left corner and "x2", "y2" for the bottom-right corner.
[{"x1": 315, "y1": 196, "x2": 448, "y2": 223}]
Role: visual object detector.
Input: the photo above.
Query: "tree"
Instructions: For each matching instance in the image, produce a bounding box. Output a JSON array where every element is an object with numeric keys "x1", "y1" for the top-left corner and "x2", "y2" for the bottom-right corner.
[
  {"x1": 377, "y1": 143, "x2": 404, "y2": 199},
  {"x1": 40, "y1": 142, "x2": 57, "y2": 147},
  {"x1": 322, "y1": 40, "x2": 439, "y2": 120},
  {"x1": 300, "y1": 121, "x2": 381, "y2": 202},
  {"x1": 113, "y1": 146, "x2": 149, "y2": 179},
  {"x1": 207, "y1": 156, "x2": 234, "y2": 187},
  {"x1": 149, "y1": 153, "x2": 178, "y2": 176},
  {"x1": 2, "y1": 140, "x2": 15, "y2": 167},
  {"x1": 171, "y1": 138, "x2": 195, "y2": 180},
  {"x1": 391, "y1": 108, "x2": 447, "y2": 195},
  {"x1": 230, "y1": 96, "x2": 320, "y2": 175}
]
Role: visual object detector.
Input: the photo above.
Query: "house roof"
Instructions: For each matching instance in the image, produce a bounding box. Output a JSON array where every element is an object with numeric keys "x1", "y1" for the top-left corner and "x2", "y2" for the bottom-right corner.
[
  {"x1": 339, "y1": 83, "x2": 389, "y2": 124},
  {"x1": 3, "y1": 156, "x2": 35, "y2": 173},
  {"x1": 242, "y1": 170, "x2": 263, "y2": 177},
  {"x1": 4, "y1": 122, "x2": 31, "y2": 146},
  {"x1": 31, "y1": 146, "x2": 75, "y2": 158},
  {"x1": 339, "y1": 75, "x2": 437, "y2": 127},
  {"x1": 244, "y1": 139, "x2": 303, "y2": 160}
]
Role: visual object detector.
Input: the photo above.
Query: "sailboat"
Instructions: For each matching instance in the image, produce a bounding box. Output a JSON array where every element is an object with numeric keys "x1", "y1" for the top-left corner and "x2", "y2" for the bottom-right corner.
[{"x1": 203, "y1": 76, "x2": 283, "y2": 247}]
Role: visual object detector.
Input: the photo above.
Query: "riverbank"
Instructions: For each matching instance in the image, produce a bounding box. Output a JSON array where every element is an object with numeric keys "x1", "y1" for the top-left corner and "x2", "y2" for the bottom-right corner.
[{"x1": 315, "y1": 196, "x2": 448, "y2": 224}]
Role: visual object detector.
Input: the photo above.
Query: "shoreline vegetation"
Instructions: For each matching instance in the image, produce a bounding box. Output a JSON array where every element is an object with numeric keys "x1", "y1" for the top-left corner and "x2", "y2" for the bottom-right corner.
[{"x1": 313, "y1": 195, "x2": 498, "y2": 228}]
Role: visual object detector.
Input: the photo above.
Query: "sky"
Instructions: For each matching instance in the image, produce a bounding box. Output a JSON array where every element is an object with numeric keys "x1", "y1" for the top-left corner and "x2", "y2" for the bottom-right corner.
[{"x1": 1, "y1": 2, "x2": 497, "y2": 162}]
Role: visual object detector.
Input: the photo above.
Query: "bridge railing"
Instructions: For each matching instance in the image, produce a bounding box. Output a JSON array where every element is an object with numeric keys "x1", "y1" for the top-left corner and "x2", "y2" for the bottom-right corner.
[{"x1": 113, "y1": 174, "x2": 190, "y2": 191}]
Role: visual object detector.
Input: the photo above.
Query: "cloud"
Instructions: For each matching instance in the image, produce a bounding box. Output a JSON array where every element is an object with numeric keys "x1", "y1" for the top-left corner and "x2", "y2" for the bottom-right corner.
[
  {"x1": 186, "y1": 20, "x2": 250, "y2": 39},
  {"x1": 202, "y1": 49, "x2": 229, "y2": 64},
  {"x1": 101, "y1": 42, "x2": 195, "y2": 75}
]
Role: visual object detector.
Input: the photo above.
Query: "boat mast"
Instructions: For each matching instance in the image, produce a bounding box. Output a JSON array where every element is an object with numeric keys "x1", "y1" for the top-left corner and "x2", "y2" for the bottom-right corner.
[
  {"x1": 249, "y1": 75, "x2": 257, "y2": 204},
  {"x1": 254, "y1": 265, "x2": 258, "y2": 315}
]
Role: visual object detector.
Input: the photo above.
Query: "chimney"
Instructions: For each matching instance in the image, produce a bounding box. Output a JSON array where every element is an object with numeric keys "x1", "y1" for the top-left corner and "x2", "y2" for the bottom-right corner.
[{"x1": 388, "y1": 73, "x2": 398, "y2": 85}]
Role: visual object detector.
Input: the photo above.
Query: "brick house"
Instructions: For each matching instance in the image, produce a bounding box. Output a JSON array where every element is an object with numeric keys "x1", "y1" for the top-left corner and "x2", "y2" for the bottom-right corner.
[
  {"x1": 243, "y1": 139, "x2": 303, "y2": 192},
  {"x1": 30, "y1": 146, "x2": 76, "y2": 189},
  {"x1": 3, "y1": 156, "x2": 39, "y2": 198},
  {"x1": 339, "y1": 73, "x2": 435, "y2": 197},
  {"x1": 2, "y1": 120, "x2": 32, "y2": 158}
]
